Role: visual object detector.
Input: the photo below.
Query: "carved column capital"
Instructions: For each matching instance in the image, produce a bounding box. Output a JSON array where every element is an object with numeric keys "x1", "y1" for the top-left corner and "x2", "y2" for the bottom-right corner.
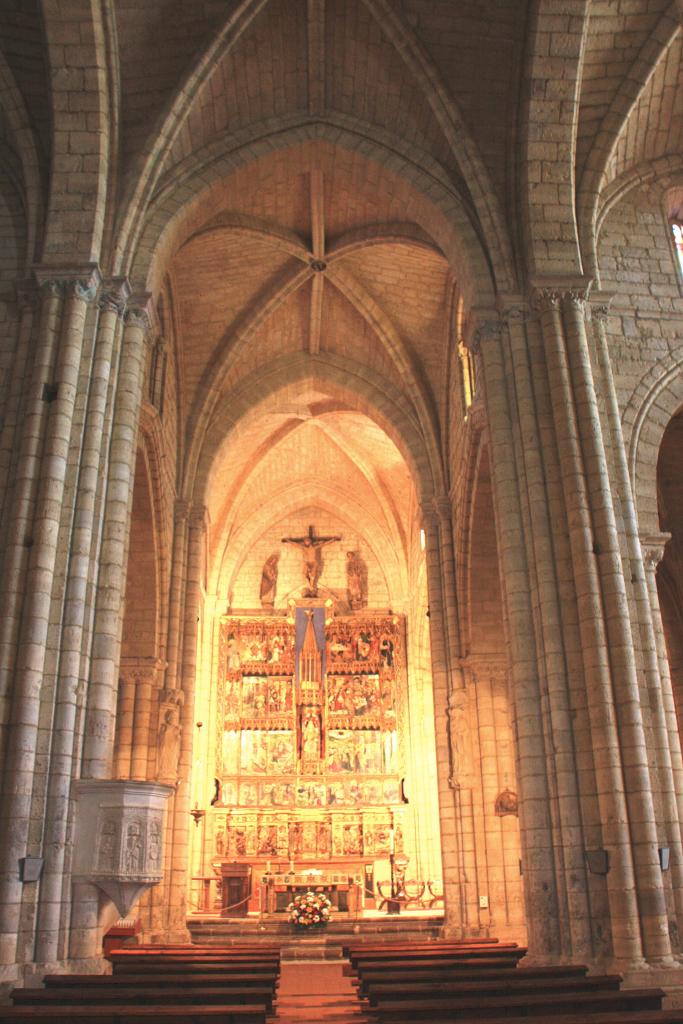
[
  {"x1": 174, "y1": 499, "x2": 191, "y2": 525},
  {"x1": 419, "y1": 500, "x2": 439, "y2": 530},
  {"x1": 589, "y1": 290, "x2": 614, "y2": 325},
  {"x1": 33, "y1": 262, "x2": 102, "y2": 302},
  {"x1": 431, "y1": 495, "x2": 451, "y2": 524},
  {"x1": 465, "y1": 307, "x2": 501, "y2": 353},
  {"x1": 119, "y1": 656, "x2": 166, "y2": 688},
  {"x1": 99, "y1": 277, "x2": 131, "y2": 317},
  {"x1": 529, "y1": 274, "x2": 592, "y2": 313},
  {"x1": 497, "y1": 293, "x2": 531, "y2": 326},
  {"x1": 189, "y1": 503, "x2": 210, "y2": 533},
  {"x1": 125, "y1": 291, "x2": 155, "y2": 335},
  {"x1": 640, "y1": 532, "x2": 672, "y2": 571}
]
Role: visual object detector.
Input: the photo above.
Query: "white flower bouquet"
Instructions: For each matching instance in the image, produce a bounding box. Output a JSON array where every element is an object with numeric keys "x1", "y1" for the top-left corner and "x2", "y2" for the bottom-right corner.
[{"x1": 287, "y1": 890, "x2": 332, "y2": 928}]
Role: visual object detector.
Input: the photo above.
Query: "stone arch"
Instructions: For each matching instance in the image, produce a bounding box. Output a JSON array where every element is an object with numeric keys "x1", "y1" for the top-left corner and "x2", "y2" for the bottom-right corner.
[
  {"x1": 122, "y1": 121, "x2": 500, "y2": 304},
  {"x1": 625, "y1": 355, "x2": 683, "y2": 537},
  {"x1": 596, "y1": 157, "x2": 683, "y2": 242},
  {"x1": 576, "y1": 5, "x2": 681, "y2": 281},
  {"x1": 519, "y1": 0, "x2": 589, "y2": 277},
  {"x1": 189, "y1": 351, "x2": 442, "y2": 511},
  {"x1": 0, "y1": 47, "x2": 43, "y2": 268},
  {"x1": 39, "y1": 0, "x2": 112, "y2": 263}
]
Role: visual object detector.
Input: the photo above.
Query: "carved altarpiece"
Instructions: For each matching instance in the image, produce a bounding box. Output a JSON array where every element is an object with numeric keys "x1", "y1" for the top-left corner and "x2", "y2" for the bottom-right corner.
[{"x1": 209, "y1": 607, "x2": 406, "y2": 875}]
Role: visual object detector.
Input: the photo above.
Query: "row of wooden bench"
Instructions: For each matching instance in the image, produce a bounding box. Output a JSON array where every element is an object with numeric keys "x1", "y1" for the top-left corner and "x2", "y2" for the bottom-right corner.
[
  {"x1": 0, "y1": 945, "x2": 281, "y2": 1023},
  {"x1": 344, "y1": 939, "x2": 683, "y2": 1024}
]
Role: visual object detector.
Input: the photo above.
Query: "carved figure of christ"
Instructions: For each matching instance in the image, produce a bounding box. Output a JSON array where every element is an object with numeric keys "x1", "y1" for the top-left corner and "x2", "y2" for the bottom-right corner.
[{"x1": 281, "y1": 524, "x2": 342, "y2": 595}]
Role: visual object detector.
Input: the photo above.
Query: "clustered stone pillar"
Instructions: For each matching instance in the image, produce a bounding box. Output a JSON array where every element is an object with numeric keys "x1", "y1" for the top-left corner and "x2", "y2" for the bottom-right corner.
[
  {"x1": 0, "y1": 266, "x2": 100, "y2": 972},
  {"x1": 469, "y1": 281, "x2": 683, "y2": 974},
  {"x1": 472, "y1": 316, "x2": 564, "y2": 963},
  {"x1": 70, "y1": 291, "x2": 155, "y2": 964},
  {"x1": 591, "y1": 297, "x2": 683, "y2": 936}
]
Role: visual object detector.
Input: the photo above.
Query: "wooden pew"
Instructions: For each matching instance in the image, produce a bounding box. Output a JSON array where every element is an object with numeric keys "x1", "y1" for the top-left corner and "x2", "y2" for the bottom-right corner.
[
  {"x1": 354, "y1": 963, "x2": 587, "y2": 993},
  {"x1": 111, "y1": 962, "x2": 279, "y2": 977},
  {"x1": 0, "y1": 1006, "x2": 267, "y2": 1023},
  {"x1": 363, "y1": 986, "x2": 668, "y2": 1021},
  {"x1": 12, "y1": 985, "x2": 274, "y2": 1012},
  {"x1": 348, "y1": 942, "x2": 522, "y2": 966},
  {"x1": 44, "y1": 973, "x2": 278, "y2": 991},
  {"x1": 363, "y1": 973, "x2": 623, "y2": 1005},
  {"x1": 109, "y1": 949, "x2": 280, "y2": 959},
  {"x1": 344, "y1": 953, "x2": 524, "y2": 976},
  {"x1": 343, "y1": 939, "x2": 502, "y2": 956}
]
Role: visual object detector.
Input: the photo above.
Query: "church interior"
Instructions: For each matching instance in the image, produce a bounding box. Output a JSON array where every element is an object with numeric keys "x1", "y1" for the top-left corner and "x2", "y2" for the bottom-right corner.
[{"x1": 0, "y1": 0, "x2": 682, "y2": 1014}]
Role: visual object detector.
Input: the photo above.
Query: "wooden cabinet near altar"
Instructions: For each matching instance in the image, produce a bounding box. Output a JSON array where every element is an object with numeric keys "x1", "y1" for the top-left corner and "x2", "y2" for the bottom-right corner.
[{"x1": 220, "y1": 862, "x2": 251, "y2": 917}]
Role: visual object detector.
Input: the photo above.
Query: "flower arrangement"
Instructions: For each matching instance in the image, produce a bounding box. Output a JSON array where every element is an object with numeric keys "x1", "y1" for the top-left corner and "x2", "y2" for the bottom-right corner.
[{"x1": 288, "y1": 890, "x2": 332, "y2": 928}]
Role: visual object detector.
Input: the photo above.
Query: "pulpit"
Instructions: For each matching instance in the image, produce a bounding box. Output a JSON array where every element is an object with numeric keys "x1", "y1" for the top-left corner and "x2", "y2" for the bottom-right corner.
[{"x1": 220, "y1": 861, "x2": 251, "y2": 917}]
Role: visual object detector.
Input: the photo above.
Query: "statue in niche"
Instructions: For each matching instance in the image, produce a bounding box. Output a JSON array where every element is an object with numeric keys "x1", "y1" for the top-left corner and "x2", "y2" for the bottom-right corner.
[
  {"x1": 125, "y1": 821, "x2": 144, "y2": 873},
  {"x1": 281, "y1": 524, "x2": 341, "y2": 596},
  {"x1": 259, "y1": 553, "x2": 279, "y2": 608},
  {"x1": 147, "y1": 819, "x2": 161, "y2": 872},
  {"x1": 346, "y1": 550, "x2": 367, "y2": 610},
  {"x1": 299, "y1": 706, "x2": 322, "y2": 767},
  {"x1": 97, "y1": 819, "x2": 118, "y2": 871},
  {"x1": 157, "y1": 705, "x2": 181, "y2": 782}
]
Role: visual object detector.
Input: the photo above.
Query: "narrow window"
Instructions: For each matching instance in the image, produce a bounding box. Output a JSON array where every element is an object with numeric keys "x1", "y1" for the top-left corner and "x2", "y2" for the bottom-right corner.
[
  {"x1": 672, "y1": 222, "x2": 683, "y2": 279},
  {"x1": 456, "y1": 296, "x2": 475, "y2": 412}
]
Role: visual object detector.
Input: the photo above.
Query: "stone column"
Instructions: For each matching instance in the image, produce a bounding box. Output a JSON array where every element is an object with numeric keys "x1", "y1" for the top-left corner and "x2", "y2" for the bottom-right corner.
[
  {"x1": 0, "y1": 279, "x2": 63, "y2": 754},
  {"x1": 561, "y1": 286, "x2": 672, "y2": 966},
  {"x1": 0, "y1": 281, "x2": 36, "y2": 528},
  {"x1": 421, "y1": 506, "x2": 466, "y2": 936},
  {"x1": 474, "y1": 317, "x2": 563, "y2": 963},
  {"x1": 494, "y1": 298, "x2": 594, "y2": 961},
  {"x1": 0, "y1": 265, "x2": 100, "y2": 969},
  {"x1": 592, "y1": 297, "x2": 683, "y2": 945},
  {"x1": 132, "y1": 661, "x2": 164, "y2": 781},
  {"x1": 158, "y1": 504, "x2": 207, "y2": 941},
  {"x1": 35, "y1": 279, "x2": 129, "y2": 965},
  {"x1": 530, "y1": 281, "x2": 670, "y2": 968},
  {"x1": 640, "y1": 533, "x2": 683, "y2": 918},
  {"x1": 83, "y1": 293, "x2": 154, "y2": 780}
]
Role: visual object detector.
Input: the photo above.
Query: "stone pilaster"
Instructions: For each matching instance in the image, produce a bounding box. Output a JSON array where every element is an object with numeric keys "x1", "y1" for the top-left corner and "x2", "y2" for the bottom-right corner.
[{"x1": 421, "y1": 505, "x2": 466, "y2": 937}]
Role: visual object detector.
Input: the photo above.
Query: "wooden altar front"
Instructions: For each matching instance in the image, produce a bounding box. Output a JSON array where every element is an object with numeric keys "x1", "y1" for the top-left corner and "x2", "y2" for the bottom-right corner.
[{"x1": 261, "y1": 865, "x2": 363, "y2": 915}]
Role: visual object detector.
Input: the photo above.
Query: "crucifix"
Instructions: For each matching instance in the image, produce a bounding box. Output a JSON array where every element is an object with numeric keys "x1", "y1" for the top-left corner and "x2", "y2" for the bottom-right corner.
[{"x1": 281, "y1": 524, "x2": 342, "y2": 596}]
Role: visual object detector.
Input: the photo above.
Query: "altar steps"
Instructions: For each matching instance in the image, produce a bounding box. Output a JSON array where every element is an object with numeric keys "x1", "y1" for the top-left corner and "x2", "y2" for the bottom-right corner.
[
  {"x1": 275, "y1": 963, "x2": 372, "y2": 1024},
  {"x1": 188, "y1": 914, "x2": 446, "y2": 959}
]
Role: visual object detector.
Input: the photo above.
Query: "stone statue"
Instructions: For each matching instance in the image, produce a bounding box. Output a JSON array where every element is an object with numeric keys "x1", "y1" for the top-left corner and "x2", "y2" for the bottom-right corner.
[
  {"x1": 259, "y1": 552, "x2": 279, "y2": 608},
  {"x1": 282, "y1": 524, "x2": 341, "y2": 596},
  {"x1": 346, "y1": 549, "x2": 367, "y2": 610},
  {"x1": 157, "y1": 706, "x2": 181, "y2": 782},
  {"x1": 300, "y1": 706, "x2": 322, "y2": 766}
]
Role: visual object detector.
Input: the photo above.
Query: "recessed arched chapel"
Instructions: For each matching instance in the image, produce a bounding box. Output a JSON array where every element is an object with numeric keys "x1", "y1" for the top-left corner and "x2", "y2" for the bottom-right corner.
[{"x1": 0, "y1": 0, "x2": 682, "y2": 1001}]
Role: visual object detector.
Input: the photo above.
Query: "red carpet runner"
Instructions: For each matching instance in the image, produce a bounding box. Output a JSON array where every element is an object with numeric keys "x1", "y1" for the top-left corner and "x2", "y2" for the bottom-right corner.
[{"x1": 276, "y1": 962, "x2": 368, "y2": 1023}]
